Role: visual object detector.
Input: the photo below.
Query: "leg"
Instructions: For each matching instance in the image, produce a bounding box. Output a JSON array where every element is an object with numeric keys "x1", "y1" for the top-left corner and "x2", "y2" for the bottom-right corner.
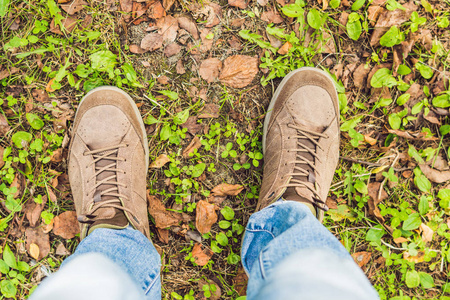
[
  {"x1": 246, "y1": 67, "x2": 379, "y2": 299},
  {"x1": 31, "y1": 227, "x2": 160, "y2": 300},
  {"x1": 242, "y1": 200, "x2": 379, "y2": 300}
]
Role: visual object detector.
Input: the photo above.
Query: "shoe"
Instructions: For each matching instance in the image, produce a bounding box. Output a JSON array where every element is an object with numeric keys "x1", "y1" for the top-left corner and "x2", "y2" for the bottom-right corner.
[
  {"x1": 68, "y1": 86, "x2": 150, "y2": 239},
  {"x1": 257, "y1": 67, "x2": 340, "y2": 221}
]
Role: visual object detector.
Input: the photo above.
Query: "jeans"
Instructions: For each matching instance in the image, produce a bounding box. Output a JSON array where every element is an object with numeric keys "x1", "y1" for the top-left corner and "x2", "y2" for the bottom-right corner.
[{"x1": 30, "y1": 200, "x2": 379, "y2": 300}]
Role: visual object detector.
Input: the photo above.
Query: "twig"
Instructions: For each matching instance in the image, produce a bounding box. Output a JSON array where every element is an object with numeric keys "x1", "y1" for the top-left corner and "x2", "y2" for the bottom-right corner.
[
  {"x1": 143, "y1": 94, "x2": 174, "y2": 116},
  {"x1": 339, "y1": 156, "x2": 411, "y2": 172},
  {"x1": 380, "y1": 239, "x2": 407, "y2": 251}
]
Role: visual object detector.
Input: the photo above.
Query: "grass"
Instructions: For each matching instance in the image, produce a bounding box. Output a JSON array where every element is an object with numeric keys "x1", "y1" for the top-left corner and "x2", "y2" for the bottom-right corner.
[{"x1": 1, "y1": 0, "x2": 450, "y2": 299}]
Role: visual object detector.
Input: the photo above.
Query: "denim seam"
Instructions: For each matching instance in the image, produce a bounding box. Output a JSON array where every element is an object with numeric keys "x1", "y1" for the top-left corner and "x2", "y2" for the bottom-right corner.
[
  {"x1": 245, "y1": 228, "x2": 276, "y2": 239},
  {"x1": 144, "y1": 271, "x2": 159, "y2": 295}
]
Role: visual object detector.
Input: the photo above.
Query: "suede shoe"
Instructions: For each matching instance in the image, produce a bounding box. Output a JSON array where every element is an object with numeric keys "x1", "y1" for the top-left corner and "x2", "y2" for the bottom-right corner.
[
  {"x1": 68, "y1": 86, "x2": 150, "y2": 239},
  {"x1": 257, "y1": 67, "x2": 340, "y2": 221}
]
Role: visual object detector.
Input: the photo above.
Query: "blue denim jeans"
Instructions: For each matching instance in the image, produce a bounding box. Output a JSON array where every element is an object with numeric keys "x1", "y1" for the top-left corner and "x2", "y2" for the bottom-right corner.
[{"x1": 30, "y1": 200, "x2": 379, "y2": 300}]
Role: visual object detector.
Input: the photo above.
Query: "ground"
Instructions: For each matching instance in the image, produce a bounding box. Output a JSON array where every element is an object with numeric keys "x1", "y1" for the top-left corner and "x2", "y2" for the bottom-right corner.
[{"x1": 1, "y1": 0, "x2": 450, "y2": 299}]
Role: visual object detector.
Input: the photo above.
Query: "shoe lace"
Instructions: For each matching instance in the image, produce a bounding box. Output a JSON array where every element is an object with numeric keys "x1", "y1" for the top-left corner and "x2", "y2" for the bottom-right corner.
[
  {"x1": 278, "y1": 123, "x2": 330, "y2": 212},
  {"x1": 78, "y1": 143, "x2": 135, "y2": 224}
]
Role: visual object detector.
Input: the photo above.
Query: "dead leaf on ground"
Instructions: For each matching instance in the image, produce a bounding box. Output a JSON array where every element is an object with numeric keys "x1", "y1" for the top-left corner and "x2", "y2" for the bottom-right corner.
[
  {"x1": 228, "y1": 0, "x2": 248, "y2": 9},
  {"x1": 61, "y1": 0, "x2": 88, "y2": 15},
  {"x1": 0, "y1": 114, "x2": 11, "y2": 136},
  {"x1": 195, "y1": 200, "x2": 217, "y2": 234},
  {"x1": 130, "y1": 44, "x2": 147, "y2": 54},
  {"x1": 403, "y1": 251, "x2": 424, "y2": 263},
  {"x1": 25, "y1": 227, "x2": 50, "y2": 260},
  {"x1": 32, "y1": 89, "x2": 50, "y2": 103},
  {"x1": 420, "y1": 223, "x2": 433, "y2": 243},
  {"x1": 419, "y1": 164, "x2": 450, "y2": 184},
  {"x1": 56, "y1": 242, "x2": 71, "y2": 256},
  {"x1": 393, "y1": 237, "x2": 408, "y2": 244},
  {"x1": 367, "y1": 182, "x2": 388, "y2": 220},
  {"x1": 176, "y1": 59, "x2": 186, "y2": 74},
  {"x1": 183, "y1": 136, "x2": 202, "y2": 158},
  {"x1": 191, "y1": 243, "x2": 213, "y2": 266},
  {"x1": 199, "y1": 28, "x2": 214, "y2": 53},
  {"x1": 53, "y1": 211, "x2": 80, "y2": 239},
  {"x1": 0, "y1": 67, "x2": 19, "y2": 81},
  {"x1": 233, "y1": 267, "x2": 248, "y2": 296},
  {"x1": 326, "y1": 197, "x2": 338, "y2": 209},
  {"x1": 353, "y1": 64, "x2": 371, "y2": 89},
  {"x1": 182, "y1": 116, "x2": 203, "y2": 134},
  {"x1": 191, "y1": 2, "x2": 222, "y2": 27},
  {"x1": 212, "y1": 183, "x2": 244, "y2": 196},
  {"x1": 50, "y1": 15, "x2": 78, "y2": 35},
  {"x1": 147, "y1": 1, "x2": 166, "y2": 19},
  {"x1": 141, "y1": 33, "x2": 163, "y2": 51},
  {"x1": 257, "y1": 0, "x2": 268, "y2": 5},
  {"x1": 219, "y1": 55, "x2": 259, "y2": 88},
  {"x1": 198, "y1": 103, "x2": 220, "y2": 119},
  {"x1": 164, "y1": 43, "x2": 181, "y2": 57},
  {"x1": 367, "y1": 5, "x2": 384, "y2": 25},
  {"x1": 261, "y1": 9, "x2": 284, "y2": 23},
  {"x1": 148, "y1": 192, "x2": 183, "y2": 228},
  {"x1": 199, "y1": 58, "x2": 222, "y2": 83},
  {"x1": 156, "y1": 15, "x2": 179, "y2": 43},
  {"x1": 150, "y1": 154, "x2": 171, "y2": 168},
  {"x1": 352, "y1": 251, "x2": 372, "y2": 268},
  {"x1": 119, "y1": 0, "x2": 133, "y2": 12},
  {"x1": 277, "y1": 41, "x2": 292, "y2": 55},
  {"x1": 177, "y1": 15, "x2": 199, "y2": 39},
  {"x1": 162, "y1": 0, "x2": 176, "y2": 11},
  {"x1": 25, "y1": 196, "x2": 48, "y2": 227},
  {"x1": 156, "y1": 227, "x2": 169, "y2": 243}
]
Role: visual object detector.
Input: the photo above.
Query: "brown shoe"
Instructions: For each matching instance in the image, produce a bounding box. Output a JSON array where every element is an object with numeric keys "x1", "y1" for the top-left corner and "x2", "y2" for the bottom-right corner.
[
  {"x1": 257, "y1": 67, "x2": 340, "y2": 221},
  {"x1": 68, "y1": 86, "x2": 150, "y2": 239}
]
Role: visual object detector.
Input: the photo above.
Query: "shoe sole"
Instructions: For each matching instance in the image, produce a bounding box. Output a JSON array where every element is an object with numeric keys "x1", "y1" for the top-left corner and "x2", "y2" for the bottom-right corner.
[
  {"x1": 77, "y1": 86, "x2": 150, "y2": 168},
  {"x1": 262, "y1": 67, "x2": 339, "y2": 154}
]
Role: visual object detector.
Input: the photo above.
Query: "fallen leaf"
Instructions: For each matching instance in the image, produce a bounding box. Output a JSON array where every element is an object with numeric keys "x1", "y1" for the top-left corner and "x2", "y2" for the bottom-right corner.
[
  {"x1": 199, "y1": 28, "x2": 213, "y2": 53},
  {"x1": 367, "y1": 5, "x2": 384, "y2": 25},
  {"x1": 212, "y1": 183, "x2": 244, "y2": 196},
  {"x1": 195, "y1": 2, "x2": 222, "y2": 27},
  {"x1": 0, "y1": 114, "x2": 10, "y2": 136},
  {"x1": 233, "y1": 267, "x2": 248, "y2": 296},
  {"x1": 42, "y1": 219, "x2": 54, "y2": 233},
  {"x1": 403, "y1": 251, "x2": 424, "y2": 263},
  {"x1": 157, "y1": 75, "x2": 170, "y2": 84},
  {"x1": 141, "y1": 33, "x2": 163, "y2": 51},
  {"x1": 50, "y1": 15, "x2": 78, "y2": 35},
  {"x1": 419, "y1": 164, "x2": 450, "y2": 184},
  {"x1": 183, "y1": 136, "x2": 202, "y2": 158},
  {"x1": 148, "y1": 192, "x2": 182, "y2": 228},
  {"x1": 195, "y1": 200, "x2": 217, "y2": 234},
  {"x1": 364, "y1": 134, "x2": 377, "y2": 146},
  {"x1": 198, "y1": 103, "x2": 220, "y2": 119},
  {"x1": 61, "y1": 0, "x2": 88, "y2": 15},
  {"x1": 25, "y1": 196, "x2": 48, "y2": 227},
  {"x1": 162, "y1": 0, "x2": 176, "y2": 11},
  {"x1": 393, "y1": 237, "x2": 408, "y2": 244},
  {"x1": 55, "y1": 242, "x2": 71, "y2": 256},
  {"x1": 53, "y1": 211, "x2": 80, "y2": 239},
  {"x1": 182, "y1": 116, "x2": 203, "y2": 134},
  {"x1": 156, "y1": 227, "x2": 169, "y2": 243},
  {"x1": 420, "y1": 223, "x2": 433, "y2": 243},
  {"x1": 150, "y1": 154, "x2": 171, "y2": 168},
  {"x1": 147, "y1": 1, "x2": 166, "y2": 19},
  {"x1": 367, "y1": 182, "x2": 388, "y2": 219},
  {"x1": 326, "y1": 197, "x2": 338, "y2": 209},
  {"x1": 129, "y1": 44, "x2": 147, "y2": 54},
  {"x1": 352, "y1": 251, "x2": 372, "y2": 268},
  {"x1": 29, "y1": 243, "x2": 40, "y2": 260},
  {"x1": 277, "y1": 41, "x2": 292, "y2": 55},
  {"x1": 25, "y1": 227, "x2": 50, "y2": 260},
  {"x1": 228, "y1": 0, "x2": 248, "y2": 9},
  {"x1": 164, "y1": 43, "x2": 181, "y2": 57},
  {"x1": 32, "y1": 89, "x2": 50, "y2": 103},
  {"x1": 119, "y1": 0, "x2": 133, "y2": 12},
  {"x1": 177, "y1": 15, "x2": 199, "y2": 39},
  {"x1": 261, "y1": 9, "x2": 284, "y2": 24},
  {"x1": 228, "y1": 35, "x2": 243, "y2": 50},
  {"x1": 199, "y1": 58, "x2": 223, "y2": 83},
  {"x1": 156, "y1": 15, "x2": 178, "y2": 43},
  {"x1": 353, "y1": 64, "x2": 371, "y2": 89},
  {"x1": 0, "y1": 67, "x2": 19, "y2": 81},
  {"x1": 192, "y1": 243, "x2": 213, "y2": 266},
  {"x1": 219, "y1": 55, "x2": 259, "y2": 88},
  {"x1": 267, "y1": 32, "x2": 282, "y2": 48},
  {"x1": 176, "y1": 59, "x2": 186, "y2": 74},
  {"x1": 257, "y1": 0, "x2": 268, "y2": 5},
  {"x1": 185, "y1": 230, "x2": 202, "y2": 243}
]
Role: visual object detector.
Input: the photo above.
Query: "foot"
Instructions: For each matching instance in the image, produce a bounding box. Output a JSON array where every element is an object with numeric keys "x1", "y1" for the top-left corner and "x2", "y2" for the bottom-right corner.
[
  {"x1": 68, "y1": 86, "x2": 150, "y2": 239},
  {"x1": 257, "y1": 67, "x2": 340, "y2": 221}
]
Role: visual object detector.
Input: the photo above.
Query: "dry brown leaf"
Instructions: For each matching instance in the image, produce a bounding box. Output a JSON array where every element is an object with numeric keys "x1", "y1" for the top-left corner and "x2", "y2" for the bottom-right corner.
[
  {"x1": 55, "y1": 242, "x2": 71, "y2": 256},
  {"x1": 0, "y1": 114, "x2": 10, "y2": 137},
  {"x1": 29, "y1": 243, "x2": 40, "y2": 260},
  {"x1": 403, "y1": 251, "x2": 424, "y2": 263},
  {"x1": 50, "y1": 15, "x2": 78, "y2": 35},
  {"x1": 0, "y1": 67, "x2": 19, "y2": 81},
  {"x1": 129, "y1": 44, "x2": 147, "y2": 54},
  {"x1": 367, "y1": 182, "x2": 388, "y2": 220},
  {"x1": 25, "y1": 227, "x2": 50, "y2": 260},
  {"x1": 198, "y1": 103, "x2": 220, "y2": 119},
  {"x1": 198, "y1": 2, "x2": 222, "y2": 27},
  {"x1": 42, "y1": 219, "x2": 54, "y2": 233},
  {"x1": 228, "y1": 0, "x2": 247, "y2": 8},
  {"x1": 150, "y1": 154, "x2": 171, "y2": 168},
  {"x1": 233, "y1": 267, "x2": 248, "y2": 296},
  {"x1": 182, "y1": 116, "x2": 203, "y2": 134},
  {"x1": 420, "y1": 223, "x2": 433, "y2": 243},
  {"x1": 326, "y1": 197, "x2": 338, "y2": 209},
  {"x1": 199, "y1": 58, "x2": 222, "y2": 83},
  {"x1": 53, "y1": 211, "x2": 80, "y2": 239},
  {"x1": 261, "y1": 10, "x2": 284, "y2": 23},
  {"x1": 176, "y1": 59, "x2": 186, "y2": 74},
  {"x1": 212, "y1": 183, "x2": 244, "y2": 196},
  {"x1": 353, "y1": 64, "x2": 371, "y2": 89},
  {"x1": 183, "y1": 136, "x2": 202, "y2": 158},
  {"x1": 50, "y1": 148, "x2": 63, "y2": 163},
  {"x1": 156, "y1": 227, "x2": 169, "y2": 243},
  {"x1": 147, "y1": 1, "x2": 166, "y2": 19},
  {"x1": 419, "y1": 164, "x2": 450, "y2": 184},
  {"x1": 148, "y1": 192, "x2": 183, "y2": 228},
  {"x1": 257, "y1": 0, "x2": 268, "y2": 5},
  {"x1": 277, "y1": 41, "x2": 292, "y2": 55},
  {"x1": 177, "y1": 15, "x2": 199, "y2": 39},
  {"x1": 199, "y1": 28, "x2": 214, "y2": 53},
  {"x1": 164, "y1": 43, "x2": 181, "y2": 57},
  {"x1": 393, "y1": 237, "x2": 408, "y2": 244},
  {"x1": 367, "y1": 5, "x2": 384, "y2": 25},
  {"x1": 219, "y1": 55, "x2": 259, "y2": 88},
  {"x1": 141, "y1": 33, "x2": 163, "y2": 51},
  {"x1": 228, "y1": 35, "x2": 243, "y2": 50},
  {"x1": 25, "y1": 196, "x2": 48, "y2": 227},
  {"x1": 195, "y1": 200, "x2": 217, "y2": 234},
  {"x1": 162, "y1": 0, "x2": 176, "y2": 11},
  {"x1": 364, "y1": 135, "x2": 377, "y2": 146},
  {"x1": 191, "y1": 243, "x2": 213, "y2": 266},
  {"x1": 352, "y1": 251, "x2": 372, "y2": 268},
  {"x1": 61, "y1": 0, "x2": 88, "y2": 15},
  {"x1": 119, "y1": 0, "x2": 133, "y2": 12},
  {"x1": 156, "y1": 15, "x2": 178, "y2": 43},
  {"x1": 32, "y1": 89, "x2": 50, "y2": 103}
]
